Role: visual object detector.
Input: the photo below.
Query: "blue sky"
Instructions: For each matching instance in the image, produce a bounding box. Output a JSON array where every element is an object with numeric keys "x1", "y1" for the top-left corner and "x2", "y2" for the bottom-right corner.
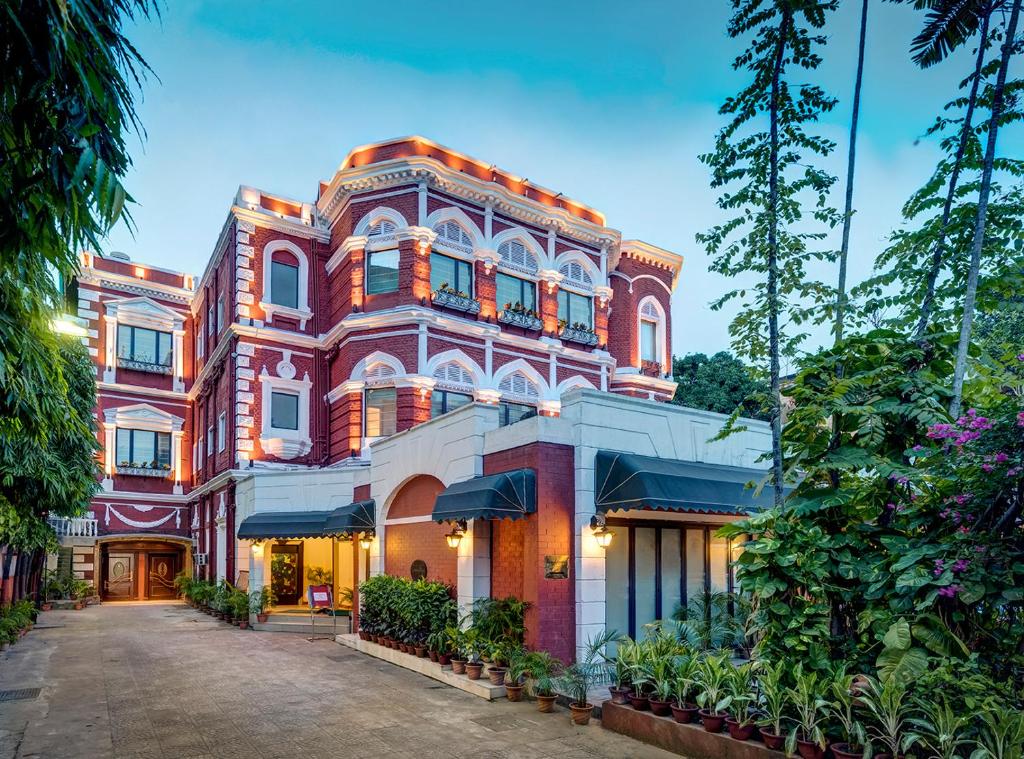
[{"x1": 108, "y1": 1, "x2": 1022, "y2": 362}]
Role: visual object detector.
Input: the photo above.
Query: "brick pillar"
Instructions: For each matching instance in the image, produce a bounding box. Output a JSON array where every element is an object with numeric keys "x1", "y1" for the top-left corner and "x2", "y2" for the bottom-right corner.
[
  {"x1": 350, "y1": 246, "x2": 365, "y2": 311},
  {"x1": 540, "y1": 281, "x2": 560, "y2": 338},
  {"x1": 475, "y1": 260, "x2": 496, "y2": 321},
  {"x1": 594, "y1": 299, "x2": 610, "y2": 350}
]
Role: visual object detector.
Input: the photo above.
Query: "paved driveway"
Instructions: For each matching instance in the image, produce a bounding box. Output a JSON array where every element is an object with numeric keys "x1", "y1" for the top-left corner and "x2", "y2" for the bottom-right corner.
[{"x1": 0, "y1": 603, "x2": 676, "y2": 759}]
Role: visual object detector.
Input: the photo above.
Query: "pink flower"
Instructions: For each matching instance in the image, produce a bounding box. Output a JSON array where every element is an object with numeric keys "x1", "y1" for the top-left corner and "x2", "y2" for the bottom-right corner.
[
  {"x1": 982, "y1": 464, "x2": 993, "y2": 472},
  {"x1": 958, "y1": 526, "x2": 970, "y2": 534},
  {"x1": 937, "y1": 585, "x2": 961, "y2": 598},
  {"x1": 1017, "y1": 353, "x2": 1024, "y2": 362},
  {"x1": 933, "y1": 559, "x2": 945, "y2": 577},
  {"x1": 995, "y1": 453, "x2": 1009, "y2": 463},
  {"x1": 952, "y1": 559, "x2": 970, "y2": 573}
]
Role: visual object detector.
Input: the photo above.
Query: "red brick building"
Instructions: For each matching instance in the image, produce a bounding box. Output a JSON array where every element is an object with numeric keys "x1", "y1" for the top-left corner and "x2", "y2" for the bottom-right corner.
[{"x1": 70, "y1": 137, "x2": 772, "y2": 659}]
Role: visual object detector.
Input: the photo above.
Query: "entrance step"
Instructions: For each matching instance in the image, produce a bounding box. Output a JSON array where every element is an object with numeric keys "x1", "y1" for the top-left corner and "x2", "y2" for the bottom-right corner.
[{"x1": 252, "y1": 614, "x2": 351, "y2": 635}]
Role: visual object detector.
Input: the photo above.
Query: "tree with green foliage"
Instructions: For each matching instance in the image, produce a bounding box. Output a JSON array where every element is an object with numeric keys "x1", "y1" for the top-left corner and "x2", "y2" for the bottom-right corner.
[
  {"x1": 0, "y1": 0, "x2": 156, "y2": 601},
  {"x1": 670, "y1": 352, "x2": 769, "y2": 420},
  {"x1": 699, "y1": 0, "x2": 840, "y2": 505}
]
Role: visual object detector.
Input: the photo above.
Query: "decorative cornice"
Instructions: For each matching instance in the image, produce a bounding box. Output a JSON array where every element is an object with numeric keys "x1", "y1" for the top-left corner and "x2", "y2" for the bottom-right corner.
[
  {"x1": 232, "y1": 205, "x2": 330, "y2": 243},
  {"x1": 317, "y1": 155, "x2": 620, "y2": 248},
  {"x1": 325, "y1": 235, "x2": 368, "y2": 275},
  {"x1": 78, "y1": 270, "x2": 193, "y2": 305},
  {"x1": 620, "y1": 240, "x2": 684, "y2": 289}
]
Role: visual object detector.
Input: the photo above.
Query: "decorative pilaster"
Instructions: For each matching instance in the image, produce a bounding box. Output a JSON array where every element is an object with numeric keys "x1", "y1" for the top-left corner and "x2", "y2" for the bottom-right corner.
[
  {"x1": 103, "y1": 315, "x2": 117, "y2": 383},
  {"x1": 235, "y1": 220, "x2": 256, "y2": 325}
]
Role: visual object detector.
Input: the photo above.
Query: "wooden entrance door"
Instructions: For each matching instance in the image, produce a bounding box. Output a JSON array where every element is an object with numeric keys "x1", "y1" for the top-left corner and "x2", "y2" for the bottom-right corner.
[
  {"x1": 147, "y1": 553, "x2": 178, "y2": 599},
  {"x1": 270, "y1": 544, "x2": 302, "y2": 605},
  {"x1": 105, "y1": 553, "x2": 135, "y2": 600}
]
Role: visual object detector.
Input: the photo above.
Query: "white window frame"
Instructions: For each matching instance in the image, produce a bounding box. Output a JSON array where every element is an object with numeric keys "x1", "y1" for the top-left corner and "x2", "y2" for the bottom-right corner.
[
  {"x1": 217, "y1": 412, "x2": 226, "y2": 453},
  {"x1": 258, "y1": 366, "x2": 312, "y2": 460},
  {"x1": 260, "y1": 240, "x2": 313, "y2": 329},
  {"x1": 363, "y1": 386, "x2": 398, "y2": 439},
  {"x1": 637, "y1": 295, "x2": 667, "y2": 373},
  {"x1": 101, "y1": 296, "x2": 186, "y2": 392},
  {"x1": 196, "y1": 330, "x2": 204, "y2": 361},
  {"x1": 216, "y1": 296, "x2": 224, "y2": 333},
  {"x1": 207, "y1": 426, "x2": 214, "y2": 456}
]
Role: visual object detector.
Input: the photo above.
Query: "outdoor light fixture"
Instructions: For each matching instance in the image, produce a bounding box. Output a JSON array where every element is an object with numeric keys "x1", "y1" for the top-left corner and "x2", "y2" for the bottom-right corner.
[
  {"x1": 358, "y1": 532, "x2": 374, "y2": 550},
  {"x1": 250, "y1": 542, "x2": 264, "y2": 558},
  {"x1": 445, "y1": 520, "x2": 467, "y2": 549},
  {"x1": 590, "y1": 515, "x2": 613, "y2": 549}
]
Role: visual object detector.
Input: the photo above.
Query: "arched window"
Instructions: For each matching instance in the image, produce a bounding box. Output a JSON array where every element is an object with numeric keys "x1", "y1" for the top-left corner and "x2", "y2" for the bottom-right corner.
[
  {"x1": 433, "y1": 221, "x2": 474, "y2": 253},
  {"x1": 638, "y1": 297, "x2": 665, "y2": 365},
  {"x1": 364, "y1": 362, "x2": 397, "y2": 385},
  {"x1": 367, "y1": 219, "x2": 397, "y2": 237},
  {"x1": 433, "y1": 361, "x2": 474, "y2": 389},
  {"x1": 498, "y1": 371, "x2": 539, "y2": 401},
  {"x1": 498, "y1": 240, "x2": 539, "y2": 274},
  {"x1": 558, "y1": 260, "x2": 593, "y2": 290}
]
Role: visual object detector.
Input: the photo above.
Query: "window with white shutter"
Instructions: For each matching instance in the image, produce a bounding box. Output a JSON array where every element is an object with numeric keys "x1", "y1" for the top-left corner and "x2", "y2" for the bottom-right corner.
[
  {"x1": 497, "y1": 371, "x2": 539, "y2": 400},
  {"x1": 498, "y1": 240, "x2": 539, "y2": 273}
]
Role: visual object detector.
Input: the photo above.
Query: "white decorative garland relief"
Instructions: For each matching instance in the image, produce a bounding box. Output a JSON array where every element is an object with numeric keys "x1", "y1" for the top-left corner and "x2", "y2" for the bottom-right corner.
[{"x1": 105, "y1": 504, "x2": 182, "y2": 530}]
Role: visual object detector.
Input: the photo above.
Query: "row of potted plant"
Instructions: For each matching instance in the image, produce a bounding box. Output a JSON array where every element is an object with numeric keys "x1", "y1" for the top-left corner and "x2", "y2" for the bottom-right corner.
[
  {"x1": 0, "y1": 600, "x2": 38, "y2": 650},
  {"x1": 176, "y1": 575, "x2": 275, "y2": 628},
  {"x1": 41, "y1": 570, "x2": 93, "y2": 610},
  {"x1": 603, "y1": 630, "x2": 1020, "y2": 759}
]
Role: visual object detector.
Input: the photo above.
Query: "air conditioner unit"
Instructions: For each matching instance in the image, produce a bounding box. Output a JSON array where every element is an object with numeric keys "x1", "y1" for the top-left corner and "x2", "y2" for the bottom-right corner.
[{"x1": 194, "y1": 552, "x2": 208, "y2": 566}]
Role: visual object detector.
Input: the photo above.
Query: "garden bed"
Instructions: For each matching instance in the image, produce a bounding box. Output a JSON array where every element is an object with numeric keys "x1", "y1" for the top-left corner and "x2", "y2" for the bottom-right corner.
[
  {"x1": 601, "y1": 701, "x2": 783, "y2": 759},
  {"x1": 336, "y1": 633, "x2": 505, "y2": 700}
]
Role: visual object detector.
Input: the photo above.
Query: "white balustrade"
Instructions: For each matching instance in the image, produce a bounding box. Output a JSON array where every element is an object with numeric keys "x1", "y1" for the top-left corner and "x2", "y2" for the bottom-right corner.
[{"x1": 48, "y1": 517, "x2": 98, "y2": 538}]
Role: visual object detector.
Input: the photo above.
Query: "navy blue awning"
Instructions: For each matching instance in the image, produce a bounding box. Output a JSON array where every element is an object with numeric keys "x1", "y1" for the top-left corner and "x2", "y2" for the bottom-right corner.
[
  {"x1": 322, "y1": 499, "x2": 375, "y2": 536},
  {"x1": 236, "y1": 511, "x2": 332, "y2": 540},
  {"x1": 432, "y1": 469, "x2": 536, "y2": 522},
  {"x1": 594, "y1": 450, "x2": 776, "y2": 515}
]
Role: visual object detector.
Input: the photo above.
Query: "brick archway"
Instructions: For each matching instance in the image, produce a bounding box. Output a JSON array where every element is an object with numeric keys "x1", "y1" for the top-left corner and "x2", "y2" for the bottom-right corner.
[{"x1": 383, "y1": 475, "x2": 456, "y2": 585}]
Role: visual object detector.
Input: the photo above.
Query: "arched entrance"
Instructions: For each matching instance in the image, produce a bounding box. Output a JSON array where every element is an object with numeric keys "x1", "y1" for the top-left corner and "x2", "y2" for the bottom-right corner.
[
  {"x1": 98, "y1": 536, "x2": 190, "y2": 601},
  {"x1": 383, "y1": 475, "x2": 456, "y2": 584}
]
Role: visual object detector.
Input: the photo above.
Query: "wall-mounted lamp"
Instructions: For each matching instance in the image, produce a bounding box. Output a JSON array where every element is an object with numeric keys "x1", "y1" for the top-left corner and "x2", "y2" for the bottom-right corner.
[
  {"x1": 251, "y1": 541, "x2": 264, "y2": 558},
  {"x1": 445, "y1": 520, "x2": 467, "y2": 549},
  {"x1": 590, "y1": 515, "x2": 613, "y2": 549},
  {"x1": 358, "y1": 532, "x2": 374, "y2": 551}
]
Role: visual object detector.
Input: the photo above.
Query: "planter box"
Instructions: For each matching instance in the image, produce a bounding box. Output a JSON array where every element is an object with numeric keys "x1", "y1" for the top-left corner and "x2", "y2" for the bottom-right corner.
[
  {"x1": 432, "y1": 290, "x2": 480, "y2": 314},
  {"x1": 497, "y1": 310, "x2": 543, "y2": 331},
  {"x1": 559, "y1": 326, "x2": 599, "y2": 346},
  {"x1": 116, "y1": 466, "x2": 171, "y2": 478},
  {"x1": 601, "y1": 701, "x2": 783, "y2": 759}
]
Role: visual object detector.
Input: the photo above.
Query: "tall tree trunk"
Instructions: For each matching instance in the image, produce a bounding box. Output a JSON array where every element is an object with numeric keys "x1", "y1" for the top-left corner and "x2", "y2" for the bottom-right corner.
[
  {"x1": 914, "y1": 7, "x2": 992, "y2": 341},
  {"x1": 834, "y1": 0, "x2": 869, "y2": 343},
  {"x1": 950, "y1": 0, "x2": 1021, "y2": 417},
  {"x1": 768, "y1": 11, "x2": 792, "y2": 507}
]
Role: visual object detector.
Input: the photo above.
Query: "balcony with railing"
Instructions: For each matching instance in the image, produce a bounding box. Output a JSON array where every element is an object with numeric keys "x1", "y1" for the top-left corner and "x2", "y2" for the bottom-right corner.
[
  {"x1": 431, "y1": 288, "x2": 480, "y2": 315},
  {"x1": 559, "y1": 323, "x2": 599, "y2": 347},
  {"x1": 117, "y1": 354, "x2": 173, "y2": 374},
  {"x1": 497, "y1": 308, "x2": 543, "y2": 332},
  {"x1": 48, "y1": 516, "x2": 98, "y2": 538}
]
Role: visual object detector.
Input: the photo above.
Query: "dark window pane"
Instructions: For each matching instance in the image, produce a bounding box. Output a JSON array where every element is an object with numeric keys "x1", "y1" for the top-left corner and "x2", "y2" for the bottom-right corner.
[
  {"x1": 116, "y1": 325, "x2": 132, "y2": 359},
  {"x1": 157, "y1": 433, "x2": 171, "y2": 466},
  {"x1": 499, "y1": 402, "x2": 536, "y2": 427},
  {"x1": 557, "y1": 290, "x2": 568, "y2": 323},
  {"x1": 365, "y1": 387, "x2": 397, "y2": 437},
  {"x1": 366, "y1": 249, "x2": 399, "y2": 294},
  {"x1": 497, "y1": 273, "x2": 535, "y2": 312},
  {"x1": 116, "y1": 429, "x2": 130, "y2": 463},
  {"x1": 271, "y1": 392, "x2": 299, "y2": 430},
  {"x1": 271, "y1": 261, "x2": 299, "y2": 308},
  {"x1": 430, "y1": 253, "x2": 455, "y2": 292},
  {"x1": 430, "y1": 390, "x2": 472, "y2": 418},
  {"x1": 133, "y1": 430, "x2": 156, "y2": 465}
]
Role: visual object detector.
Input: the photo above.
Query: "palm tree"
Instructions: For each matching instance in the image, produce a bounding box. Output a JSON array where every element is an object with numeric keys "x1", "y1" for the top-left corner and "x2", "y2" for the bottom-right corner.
[
  {"x1": 950, "y1": 0, "x2": 1021, "y2": 416},
  {"x1": 910, "y1": 1, "x2": 996, "y2": 341},
  {"x1": 834, "y1": 0, "x2": 870, "y2": 343}
]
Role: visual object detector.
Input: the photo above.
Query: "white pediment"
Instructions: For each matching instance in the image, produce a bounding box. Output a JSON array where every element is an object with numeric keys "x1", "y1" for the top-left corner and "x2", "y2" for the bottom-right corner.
[
  {"x1": 105, "y1": 296, "x2": 185, "y2": 330},
  {"x1": 104, "y1": 403, "x2": 184, "y2": 432}
]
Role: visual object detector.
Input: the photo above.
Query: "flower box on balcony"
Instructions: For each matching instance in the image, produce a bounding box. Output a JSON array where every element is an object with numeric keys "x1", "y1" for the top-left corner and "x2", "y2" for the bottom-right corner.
[
  {"x1": 641, "y1": 360, "x2": 664, "y2": 377},
  {"x1": 498, "y1": 309, "x2": 543, "y2": 331},
  {"x1": 559, "y1": 325, "x2": 599, "y2": 347},
  {"x1": 117, "y1": 465, "x2": 171, "y2": 478},
  {"x1": 117, "y1": 356, "x2": 173, "y2": 375},
  {"x1": 432, "y1": 288, "x2": 480, "y2": 314}
]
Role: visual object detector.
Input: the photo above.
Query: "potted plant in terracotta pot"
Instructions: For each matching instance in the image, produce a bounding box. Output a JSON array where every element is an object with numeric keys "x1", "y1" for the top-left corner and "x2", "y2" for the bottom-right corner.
[
  {"x1": 526, "y1": 651, "x2": 562, "y2": 713},
  {"x1": 620, "y1": 639, "x2": 651, "y2": 711},
  {"x1": 696, "y1": 652, "x2": 732, "y2": 732},
  {"x1": 249, "y1": 586, "x2": 274, "y2": 624},
  {"x1": 505, "y1": 648, "x2": 531, "y2": 702},
  {"x1": 603, "y1": 639, "x2": 632, "y2": 705},
  {"x1": 724, "y1": 662, "x2": 757, "y2": 740},
  {"x1": 555, "y1": 631, "x2": 615, "y2": 725},
  {"x1": 648, "y1": 655, "x2": 676, "y2": 717},
  {"x1": 857, "y1": 675, "x2": 916, "y2": 759},
  {"x1": 230, "y1": 588, "x2": 250, "y2": 629},
  {"x1": 464, "y1": 628, "x2": 485, "y2": 680},
  {"x1": 785, "y1": 668, "x2": 829, "y2": 759},
  {"x1": 670, "y1": 654, "x2": 700, "y2": 724},
  {"x1": 827, "y1": 667, "x2": 870, "y2": 759},
  {"x1": 756, "y1": 660, "x2": 789, "y2": 750},
  {"x1": 448, "y1": 625, "x2": 468, "y2": 674}
]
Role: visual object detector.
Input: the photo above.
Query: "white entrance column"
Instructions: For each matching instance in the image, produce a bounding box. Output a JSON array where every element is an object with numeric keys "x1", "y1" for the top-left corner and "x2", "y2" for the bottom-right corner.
[
  {"x1": 457, "y1": 519, "x2": 490, "y2": 620},
  {"x1": 575, "y1": 446, "x2": 607, "y2": 659},
  {"x1": 215, "y1": 493, "x2": 227, "y2": 582}
]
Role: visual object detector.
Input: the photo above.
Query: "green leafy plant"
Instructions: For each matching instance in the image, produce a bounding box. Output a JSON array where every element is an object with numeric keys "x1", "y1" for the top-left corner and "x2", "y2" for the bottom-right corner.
[
  {"x1": 785, "y1": 668, "x2": 829, "y2": 754},
  {"x1": 972, "y1": 704, "x2": 1024, "y2": 759},
  {"x1": 828, "y1": 665, "x2": 869, "y2": 758},
  {"x1": 525, "y1": 650, "x2": 563, "y2": 698},
  {"x1": 726, "y1": 662, "x2": 756, "y2": 727},
  {"x1": 696, "y1": 652, "x2": 733, "y2": 716},
  {"x1": 673, "y1": 653, "x2": 700, "y2": 707},
  {"x1": 249, "y1": 586, "x2": 275, "y2": 615},
  {"x1": 856, "y1": 675, "x2": 918, "y2": 759},
  {"x1": 907, "y1": 696, "x2": 970, "y2": 759},
  {"x1": 756, "y1": 660, "x2": 788, "y2": 738}
]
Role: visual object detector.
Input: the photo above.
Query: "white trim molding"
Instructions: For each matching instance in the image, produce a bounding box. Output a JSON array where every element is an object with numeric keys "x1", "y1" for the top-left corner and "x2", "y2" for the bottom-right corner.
[
  {"x1": 102, "y1": 296, "x2": 187, "y2": 390},
  {"x1": 258, "y1": 365, "x2": 313, "y2": 460},
  {"x1": 259, "y1": 239, "x2": 313, "y2": 329}
]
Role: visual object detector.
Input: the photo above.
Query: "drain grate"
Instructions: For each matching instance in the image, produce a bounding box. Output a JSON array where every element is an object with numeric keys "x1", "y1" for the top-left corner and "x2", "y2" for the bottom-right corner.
[{"x1": 0, "y1": 688, "x2": 41, "y2": 702}]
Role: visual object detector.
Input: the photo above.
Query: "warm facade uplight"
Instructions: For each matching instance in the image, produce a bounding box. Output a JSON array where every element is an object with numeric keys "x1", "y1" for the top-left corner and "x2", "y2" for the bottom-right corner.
[
  {"x1": 590, "y1": 515, "x2": 613, "y2": 549},
  {"x1": 445, "y1": 523, "x2": 466, "y2": 549}
]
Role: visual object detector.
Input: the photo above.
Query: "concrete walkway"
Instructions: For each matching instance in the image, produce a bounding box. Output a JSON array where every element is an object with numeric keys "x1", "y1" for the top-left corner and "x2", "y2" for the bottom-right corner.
[{"x1": 0, "y1": 604, "x2": 677, "y2": 759}]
